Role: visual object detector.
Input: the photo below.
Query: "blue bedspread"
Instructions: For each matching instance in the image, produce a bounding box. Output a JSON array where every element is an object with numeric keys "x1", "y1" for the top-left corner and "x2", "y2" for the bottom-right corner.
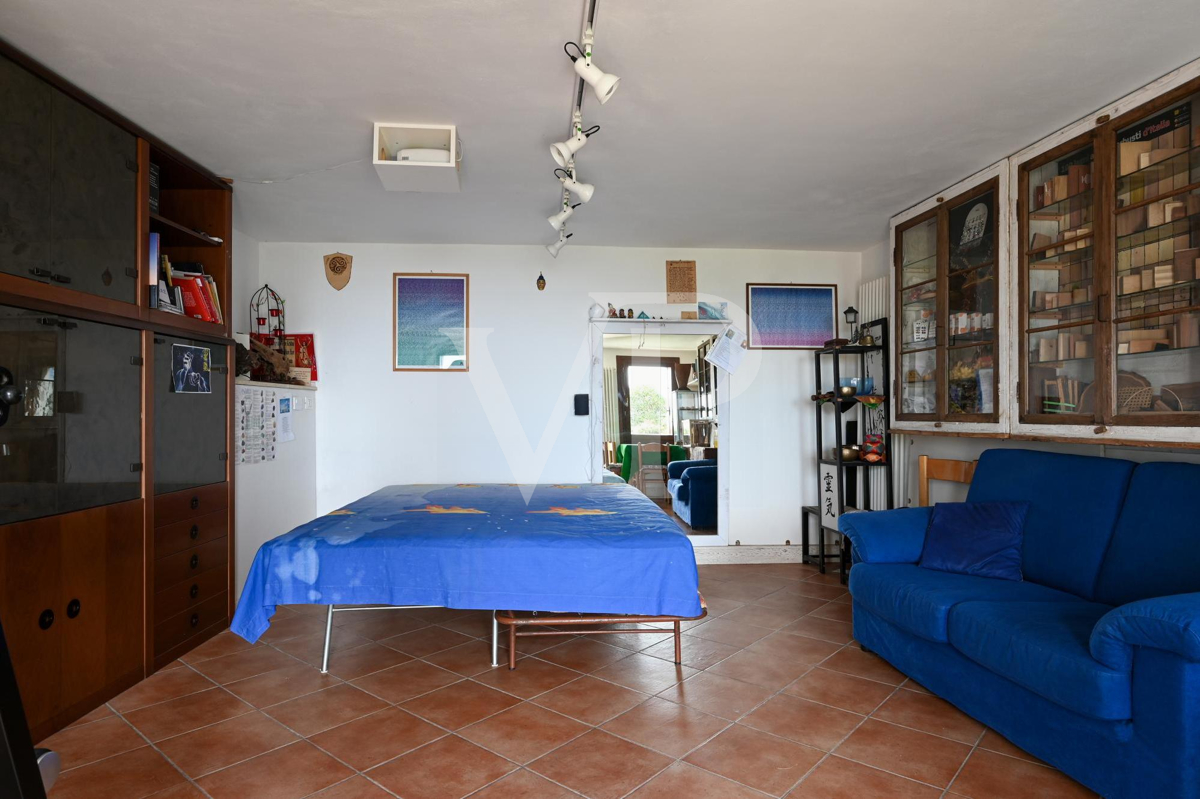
[{"x1": 231, "y1": 483, "x2": 702, "y2": 643}]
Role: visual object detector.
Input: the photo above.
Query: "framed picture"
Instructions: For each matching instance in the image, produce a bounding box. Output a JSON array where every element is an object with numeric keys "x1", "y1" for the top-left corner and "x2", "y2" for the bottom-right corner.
[
  {"x1": 745, "y1": 283, "x2": 838, "y2": 350},
  {"x1": 170, "y1": 344, "x2": 212, "y2": 393},
  {"x1": 393, "y1": 273, "x2": 469, "y2": 371}
]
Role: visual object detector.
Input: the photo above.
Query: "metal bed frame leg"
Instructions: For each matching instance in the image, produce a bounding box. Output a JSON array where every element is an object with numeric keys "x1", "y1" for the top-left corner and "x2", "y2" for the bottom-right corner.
[
  {"x1": 491, "y1": 611, "x2": 499, "y2": 668},
  {"x1": 321, "y1": 605, "x2": 335, "y2": 674}
]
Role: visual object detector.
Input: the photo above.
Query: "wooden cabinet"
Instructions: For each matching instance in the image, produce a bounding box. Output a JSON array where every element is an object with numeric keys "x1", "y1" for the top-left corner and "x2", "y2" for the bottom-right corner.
[
  {"x1": 0, "y1": 500, "x2": 143, "y2": 743},
  {"x1": 1013, "y1": 69, "x2": 1200, "y2": 442},
  {"x1": 0, "y1": 42, "x2": 236, "y2": 740},
  {"x1": 152, "y1": 485, "x2": 230, "y2": 669},
  {"x1": 0, "y1": 53, "x2": 138, "y2": 304},
  {"x1": 891, "y1": 165, "x2": 1011, "y2": 435}
]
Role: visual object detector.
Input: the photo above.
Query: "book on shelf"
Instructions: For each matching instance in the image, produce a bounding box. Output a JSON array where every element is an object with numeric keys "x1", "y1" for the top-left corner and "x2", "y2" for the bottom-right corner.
[
  {"x1": 157, "y1": 280, "x2": 183, "y2": 315},
  {"x1": 148, "y1": 232, "x2": 160, "y2": 309},
  {"x1": 149, "y1": 162, "x2": 161, "y2": 214}
]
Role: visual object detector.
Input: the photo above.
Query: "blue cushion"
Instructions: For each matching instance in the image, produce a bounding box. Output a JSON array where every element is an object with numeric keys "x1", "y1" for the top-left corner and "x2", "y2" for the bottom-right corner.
[
  {"x1": 919, "y1": 502, "x2": 1028, "y2": 581},
  {"x1": 967, "y1": 449, "x2": 1135, "y2": 599},
  {"x1": 1093, "y1": 462, "x2": 1200, "y2": 607},
  {"x1": 948, "y1": 600, "x2": 1128, "y2": 720},
  {"x1": 849, "y1": 563, "x2": 1085, "y2": 643}
]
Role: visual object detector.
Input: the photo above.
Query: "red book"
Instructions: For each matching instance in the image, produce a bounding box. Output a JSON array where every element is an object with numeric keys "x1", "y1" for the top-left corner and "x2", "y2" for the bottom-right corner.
[
  {"x1": 191, "y1": 277, "x2": 218, "y2": 322},
  {"x1": 178, "y1": 279, "x2": 213, "y2": 322}
]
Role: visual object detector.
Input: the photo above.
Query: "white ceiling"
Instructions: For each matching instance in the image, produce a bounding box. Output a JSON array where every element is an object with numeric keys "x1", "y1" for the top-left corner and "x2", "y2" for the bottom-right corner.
[{"x1": 4, "y1": 1, "x2": 1200, "y2": 250}]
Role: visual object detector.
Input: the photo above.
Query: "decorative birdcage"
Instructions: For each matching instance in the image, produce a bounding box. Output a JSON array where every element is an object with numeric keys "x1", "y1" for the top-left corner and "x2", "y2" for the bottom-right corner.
[{"x1": 249, "y1": 285, "x2": 286, "y2": 352}]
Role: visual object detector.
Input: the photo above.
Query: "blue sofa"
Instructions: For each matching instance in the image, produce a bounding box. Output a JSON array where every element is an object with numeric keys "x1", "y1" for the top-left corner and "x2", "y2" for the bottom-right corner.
[
  {"x1": 840, "y1": 449, "x2": 1200, "y2": 799},
  {"x1": 667, "y1": 459, "x2": 716, "y2": 529}
]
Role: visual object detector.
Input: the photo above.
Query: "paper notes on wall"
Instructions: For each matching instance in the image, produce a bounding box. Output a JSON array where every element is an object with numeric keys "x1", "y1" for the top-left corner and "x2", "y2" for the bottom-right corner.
[{"x1": 235, "y1": 385, "x2": 278, "y2": 464}]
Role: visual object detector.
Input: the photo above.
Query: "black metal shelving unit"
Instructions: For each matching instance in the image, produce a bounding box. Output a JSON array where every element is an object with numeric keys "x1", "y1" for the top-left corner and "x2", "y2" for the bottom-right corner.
[{"x1": 802, "y1": 318, "x2": 894, "y2": 584}]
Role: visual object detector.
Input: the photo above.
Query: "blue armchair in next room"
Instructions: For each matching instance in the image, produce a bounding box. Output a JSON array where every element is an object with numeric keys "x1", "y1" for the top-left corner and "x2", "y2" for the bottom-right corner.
[{"x1": 666, "y1": 459, "x2": 716, "y2": 529}]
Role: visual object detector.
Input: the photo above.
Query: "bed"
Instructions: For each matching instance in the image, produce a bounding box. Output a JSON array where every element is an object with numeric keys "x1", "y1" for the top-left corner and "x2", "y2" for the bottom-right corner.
[{"x1": 231, "y1": 482, "x2": 704, "y2": 668}]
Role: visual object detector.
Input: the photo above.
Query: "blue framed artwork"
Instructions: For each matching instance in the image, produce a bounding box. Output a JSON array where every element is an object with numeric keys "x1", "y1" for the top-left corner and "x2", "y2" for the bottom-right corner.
[
  {"x1": 393, "y1": 273, "x2": 469, "y2": 371},
  {"x1": 745, "y1": 283, "x2": 838, "y2": 349}
]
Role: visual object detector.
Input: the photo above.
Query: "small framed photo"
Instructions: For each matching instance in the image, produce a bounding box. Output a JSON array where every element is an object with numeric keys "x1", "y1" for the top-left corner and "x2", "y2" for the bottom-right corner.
[
  {"x1": 746, "y1": 283, "x2": 838, "y2": 350},
  {"x1": 393, "y1": 273, "x2": 469, "y2": 371},
  {"x1": 171, "y1": 344, "x2": 212, "y2": 393}
]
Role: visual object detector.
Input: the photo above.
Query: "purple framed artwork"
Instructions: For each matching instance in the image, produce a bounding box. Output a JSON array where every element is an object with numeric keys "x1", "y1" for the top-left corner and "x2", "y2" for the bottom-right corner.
[
  {"x1": 746, "y1": 283, "x2": 838, "y2": 349},
  {"x1": 393, "y1": 273, "x2": 470, "y2": 371}
]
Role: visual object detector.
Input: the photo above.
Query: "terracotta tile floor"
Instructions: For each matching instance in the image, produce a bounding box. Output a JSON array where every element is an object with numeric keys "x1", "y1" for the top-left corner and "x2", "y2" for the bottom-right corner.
[{"x1": 41, "y1": 564, "x2": 1098, "y2": 798}]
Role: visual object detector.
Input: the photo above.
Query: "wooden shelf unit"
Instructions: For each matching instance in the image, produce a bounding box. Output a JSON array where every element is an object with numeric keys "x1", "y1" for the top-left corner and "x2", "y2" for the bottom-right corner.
[
  {"x1": 894, "y1": 176, "x2": 1002, "y2": 425},
  {"x1": 0, "y1": 41, "x2": 236, "y2": 741},
  {"x1": 1017, "y1": 78, "x2": 1200, "y2": 429}
]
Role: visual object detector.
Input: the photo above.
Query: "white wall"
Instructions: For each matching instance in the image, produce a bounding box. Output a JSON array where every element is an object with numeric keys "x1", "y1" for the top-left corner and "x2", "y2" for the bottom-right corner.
[
  {"x1": 233, "y1": 383, "x2": 318, "y2": 597},
  {"x1": 231, "y1": 228, "x2": 261, "y2": 335},
  {"x1": 254, "y1": 242, "x2": 861, "y2": 546},
  {"x1": 860, "y1": 241, "x2": 889, "y2": 284}
]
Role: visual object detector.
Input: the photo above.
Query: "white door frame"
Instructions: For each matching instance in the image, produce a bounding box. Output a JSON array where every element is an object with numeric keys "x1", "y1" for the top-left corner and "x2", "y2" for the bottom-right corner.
[{"x1": 589, "y1": 319, "x2": 730, "y2": 547}]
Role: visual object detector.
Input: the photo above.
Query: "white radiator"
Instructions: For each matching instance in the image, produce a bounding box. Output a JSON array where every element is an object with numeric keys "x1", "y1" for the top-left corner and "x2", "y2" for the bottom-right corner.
[
  {"x1": 857, "y1": 276, "x2": 901, "y2": 509},
  {"x1": 603, "y1": 367, "x2": 619, "y2": 442}
]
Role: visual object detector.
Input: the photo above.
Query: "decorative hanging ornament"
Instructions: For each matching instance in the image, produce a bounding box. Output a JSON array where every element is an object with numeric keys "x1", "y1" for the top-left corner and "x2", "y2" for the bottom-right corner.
[
  {"x1": 536, "y1": 272, "x2": 546, "y2": 291},
  {"x1": 323, "y1": 252, "x2": 353, "y2": 291}
]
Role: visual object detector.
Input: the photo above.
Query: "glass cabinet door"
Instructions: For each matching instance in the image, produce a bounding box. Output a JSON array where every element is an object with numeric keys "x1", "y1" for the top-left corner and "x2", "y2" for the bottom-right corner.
[
  {"x1": 0, "y1": 53, "x2": 137, "y2": 303},
  {"x1": 897, "y1": 216, "x2": 939, "y2": 418},
  {"x1": 153, "y1": 334, "x2": 227, "y2": 494},
  {"x1": 0, "y1": 305, "x2": 142, "y2": 524},
  {"x1": 1112, "y1": 95, "x2": 1200, "y2": 421},
  {"x1": 946, "y1": 189, "x2": 998, "y2": 417},
  {"x1": 1023, "y1": 144, "x2": 1096, "y2": 419}
]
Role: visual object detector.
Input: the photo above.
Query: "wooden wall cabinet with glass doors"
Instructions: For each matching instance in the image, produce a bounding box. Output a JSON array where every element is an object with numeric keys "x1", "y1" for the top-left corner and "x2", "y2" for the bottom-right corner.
[
  {"x1": 893, "y1": 174, "x2": 1005, "y2": 432},
  {"x1": 1018, "y1": 77, "x2": 1200, "y2": 434},
  {"x1": 0, "y1": 42, "x2": 236, "y2": 741}
]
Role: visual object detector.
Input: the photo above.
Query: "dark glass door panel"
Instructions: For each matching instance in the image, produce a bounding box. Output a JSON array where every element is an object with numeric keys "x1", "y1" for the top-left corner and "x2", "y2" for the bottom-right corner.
[
  {"x1": 49, "y1": 85, "x2": 137, "y2": 301},
  {"x1": 153, "y1": 335, "x2": 226, "y2": 494},
  {"x1": 0, "y1": 306, "x2": 142, "y2": 524},
  {"x1": 0, "y1": 55, "x2": 53, "y2": 285}
]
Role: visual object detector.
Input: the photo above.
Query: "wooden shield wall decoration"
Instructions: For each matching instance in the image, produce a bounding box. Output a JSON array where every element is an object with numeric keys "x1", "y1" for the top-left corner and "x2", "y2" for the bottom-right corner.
[{"x1": 324, "y1": 252, "x2": 353, "y2": 290}]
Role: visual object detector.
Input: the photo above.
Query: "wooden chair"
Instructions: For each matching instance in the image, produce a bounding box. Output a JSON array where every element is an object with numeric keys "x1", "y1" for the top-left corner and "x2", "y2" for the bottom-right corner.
[
  {"x1": 918, "y1": 455, "x2": 977, "y2": 507},
  {"x1": 636, "y1": 442, "x2": 669, "y2": 494},
  {"x1": 603, "y1": 441, "x2": 622, "y2": 477}
]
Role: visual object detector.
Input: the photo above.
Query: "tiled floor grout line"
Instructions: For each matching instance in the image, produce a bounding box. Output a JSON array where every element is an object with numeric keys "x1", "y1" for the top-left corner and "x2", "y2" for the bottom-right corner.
[
  {"x1": 104, "y1": 671, "x2": 221, "y2": 799},
  {"x1": 938, "y1": 728, "x2": 987, "y2": 799}
]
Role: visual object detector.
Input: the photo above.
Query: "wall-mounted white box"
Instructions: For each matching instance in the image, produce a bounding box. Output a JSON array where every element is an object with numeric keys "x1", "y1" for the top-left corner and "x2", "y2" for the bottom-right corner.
[{"x1": 372, "y1": 123, "x2": 460, "y2": 193}]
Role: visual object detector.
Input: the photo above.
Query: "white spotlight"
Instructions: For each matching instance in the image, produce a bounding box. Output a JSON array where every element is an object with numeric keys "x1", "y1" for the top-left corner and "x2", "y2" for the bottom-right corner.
[
  {"x1": 565, "y1": 36, "x2": 620, "y2": 105},
  {"x1": 574, "y1": 60, "x2": 620, "y2": 104},
  {"x1": 551, "y1": 125, "x2": 600, "y2": 168},
  {"x1": 548, "y1": 202, "x2": 581, "y2": 231},
  {"x1": 547, "y1": 232, "x2": 573, "y2": 258},
  {"x1": 555, "y1": 169, "x2": 594, "y2": 203}
]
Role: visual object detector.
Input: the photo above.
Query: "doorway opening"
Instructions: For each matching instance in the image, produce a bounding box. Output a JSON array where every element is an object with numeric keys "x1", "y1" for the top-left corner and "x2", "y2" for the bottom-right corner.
[{"x1": 599, "y1": 330, "x2": 723, "y2": 538}]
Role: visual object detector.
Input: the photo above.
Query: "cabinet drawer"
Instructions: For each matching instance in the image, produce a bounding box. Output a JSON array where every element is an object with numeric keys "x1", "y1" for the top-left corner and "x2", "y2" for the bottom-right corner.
[
  {"x1": 154, "y1": 566, "x2": 226, "y2": 625},
  {"x1": 154, "y1": 592, "x2": 227, "y2": 656},
  {"x1": 154, "y1": 511, "x2": 227, "y2": 559},
  {"x1": 154, "y1": 483, "x2": 228, "y2": 528},
  {"x1": 154, "y1": 537, "x2": 227, "y2": 589}
]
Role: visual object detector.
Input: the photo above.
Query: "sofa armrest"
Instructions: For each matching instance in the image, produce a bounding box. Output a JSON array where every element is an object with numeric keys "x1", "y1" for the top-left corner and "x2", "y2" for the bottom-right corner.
[
  {"x1": 667, "y1": 459, "x2": 714, "y2": 479},
  {"x1": 838, "y1": 507, "x2": 932, "y2": 564},
  {"x1": 681, "y1": 465, "x2": 717, "y2": 485},
  {"x1": 1090, "y1": 592, "x2": 1200, "y2": 671}
]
